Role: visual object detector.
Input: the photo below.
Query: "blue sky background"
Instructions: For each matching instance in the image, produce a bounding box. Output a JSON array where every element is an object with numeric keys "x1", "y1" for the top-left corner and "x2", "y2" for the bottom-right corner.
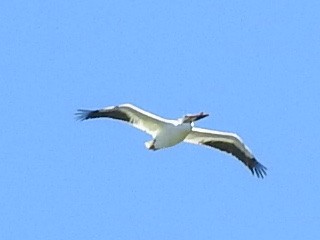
[{"x1": 1, "y1": 1, "x2": 320, "y2": 239}]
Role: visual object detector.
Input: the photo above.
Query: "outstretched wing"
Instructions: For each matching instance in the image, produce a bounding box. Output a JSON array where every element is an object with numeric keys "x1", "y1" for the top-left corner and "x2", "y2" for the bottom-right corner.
[
  {"x1": 75, "y1": 103, "x2": 171, "y2": 137},
  {"x1": 184, "y1": 127, "x2": 267, "y2": 178}
]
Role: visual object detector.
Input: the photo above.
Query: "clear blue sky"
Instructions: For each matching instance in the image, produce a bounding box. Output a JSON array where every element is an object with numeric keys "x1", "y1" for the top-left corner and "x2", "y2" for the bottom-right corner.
[{"x1": 1, "y1": 1, "x2": 320, "y2": 239}]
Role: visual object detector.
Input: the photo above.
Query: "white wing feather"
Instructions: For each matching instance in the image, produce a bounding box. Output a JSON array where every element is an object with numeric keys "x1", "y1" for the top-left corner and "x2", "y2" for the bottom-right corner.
[
  {"x1": 76, "y1": 103, "x2": 172, "y2": 138},
  {"x1": 184, "y1": 127, "x2": 267, "y2": 178}
]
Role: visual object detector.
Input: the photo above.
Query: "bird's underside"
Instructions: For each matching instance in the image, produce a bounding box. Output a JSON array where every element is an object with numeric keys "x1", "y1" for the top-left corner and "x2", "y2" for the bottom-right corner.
[{"x1": 76, "y1": 103, "x2": 267, "y2": 178}]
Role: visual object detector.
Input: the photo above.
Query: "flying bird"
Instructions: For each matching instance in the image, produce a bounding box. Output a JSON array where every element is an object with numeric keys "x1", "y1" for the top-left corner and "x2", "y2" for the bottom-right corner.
[{"x1": 76, "y1": 104, "x2": 267, "y2": 178}]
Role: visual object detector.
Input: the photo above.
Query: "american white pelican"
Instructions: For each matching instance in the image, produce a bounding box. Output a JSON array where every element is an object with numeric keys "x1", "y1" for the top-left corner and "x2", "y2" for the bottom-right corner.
[{"x1": 76, "y1": 104, "x2": 267, "y2": 178}]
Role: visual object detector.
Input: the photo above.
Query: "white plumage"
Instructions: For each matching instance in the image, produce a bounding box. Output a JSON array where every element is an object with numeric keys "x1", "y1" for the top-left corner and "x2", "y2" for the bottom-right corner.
[{"x1": 76, "y1": 103, "x2": 267, "y2": 178}]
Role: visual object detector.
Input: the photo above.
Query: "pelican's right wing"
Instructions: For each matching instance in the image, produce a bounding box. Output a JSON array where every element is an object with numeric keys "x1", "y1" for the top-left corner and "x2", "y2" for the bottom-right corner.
[
  {"x1": 184, "y1": 127, "x2": 267, "y2": 178},
  {"x1": 76, "y1": 103, "x2": 171, "y2": 137}
]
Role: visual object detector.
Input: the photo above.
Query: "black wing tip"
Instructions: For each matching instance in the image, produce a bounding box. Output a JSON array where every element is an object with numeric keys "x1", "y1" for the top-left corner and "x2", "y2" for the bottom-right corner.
[
  {"x1": 250, "y1": 158, "x2": 267, "y2": 179},
  {"x1": 75, "y1": 109, "x2": 94, "y2": 121}
]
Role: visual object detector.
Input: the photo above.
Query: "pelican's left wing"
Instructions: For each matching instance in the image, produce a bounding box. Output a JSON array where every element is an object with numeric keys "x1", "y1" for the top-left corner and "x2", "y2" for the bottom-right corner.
[
  {"x1": 184, "y1": 127, "x2": 267, "y2": 178},
  {"x1": 76, "y1": 103, "x2": 171, "y2": 137}
]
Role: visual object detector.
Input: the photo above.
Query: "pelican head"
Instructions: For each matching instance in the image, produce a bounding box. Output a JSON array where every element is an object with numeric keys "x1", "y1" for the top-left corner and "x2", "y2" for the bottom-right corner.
[{"x1": 181, "y1": 112, "x2": 209, "y2": 123}]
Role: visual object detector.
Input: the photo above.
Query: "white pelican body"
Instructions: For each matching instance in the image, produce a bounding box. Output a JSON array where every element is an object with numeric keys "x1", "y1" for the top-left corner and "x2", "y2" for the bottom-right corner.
[
  {"x1": 145, "y1": 122, "x2": 192, "y2": 150},
  {"x1": 76, "y1": 103, "x2": 267, "y2": 178}
]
